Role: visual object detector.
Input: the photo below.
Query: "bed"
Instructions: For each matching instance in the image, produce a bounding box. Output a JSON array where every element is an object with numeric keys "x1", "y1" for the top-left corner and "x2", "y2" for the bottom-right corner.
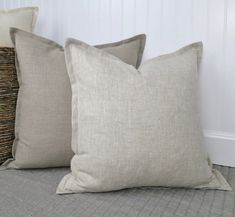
[{"x1": 0, "y1": 165, "x2": 234, "y2": 217}]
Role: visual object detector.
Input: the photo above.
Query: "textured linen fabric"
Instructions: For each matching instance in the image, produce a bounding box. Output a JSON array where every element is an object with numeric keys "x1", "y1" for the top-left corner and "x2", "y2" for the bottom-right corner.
[
  {"x1": 1, "y1": 29, "x2": 146, "y2": 169},
  {"x1": 96, "y1": 34, "x2": 145, "y2": 68},
  {"x1": 0, "y1": 48, "x2": 18, "y2": 164},
  {"x1": 0, "y1": 165, "x2": 234, "y2": 217},
  {"x1": 58, "y1": 39, "x2": 231, "y2": 193},
  {"x1": 0, "y1": 7, "x2": 38, "y2": 47},
  {"x1": 0, "y1": 7, "x2": 37, "y2": 164}
]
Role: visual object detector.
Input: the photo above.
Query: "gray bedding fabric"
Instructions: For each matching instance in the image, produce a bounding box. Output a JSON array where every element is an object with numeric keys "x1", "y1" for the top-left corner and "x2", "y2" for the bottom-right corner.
[{"x1": 0, "y1": 165, "x2": 234, "y2": 217}]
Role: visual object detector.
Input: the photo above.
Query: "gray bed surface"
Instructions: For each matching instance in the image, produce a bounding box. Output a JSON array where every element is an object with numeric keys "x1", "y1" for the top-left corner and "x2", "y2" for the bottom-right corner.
[{"x1": 0, "y1": 165, "x2": 234, "y2": 217}]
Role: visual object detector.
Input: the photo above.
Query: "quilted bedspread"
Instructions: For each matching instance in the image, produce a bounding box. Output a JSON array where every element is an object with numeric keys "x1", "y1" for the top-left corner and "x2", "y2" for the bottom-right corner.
[{"x1": 0, "y1": 165, "x2": 234, "y2": 217}]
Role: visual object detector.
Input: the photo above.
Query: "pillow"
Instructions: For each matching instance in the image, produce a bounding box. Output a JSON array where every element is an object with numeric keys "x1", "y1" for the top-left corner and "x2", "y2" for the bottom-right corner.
[
  {"x1": 0, "y1": 8, "x2": 38, "y2": 165},
  {"x1": 0, "y1": 48, "x2": 18, "y2": 164},
  {"x1": 57, "y1": 39, "x2": 231, "y2": 194},
  {"x1": 2, "y1": 28, "x2": 146, "y2": 169},
  {"x1": 0, "y1": 7, "x2": 38, "y2": 47},
  {"x1": 96, "y1": 34, "x2": 145, "y2": 68}
]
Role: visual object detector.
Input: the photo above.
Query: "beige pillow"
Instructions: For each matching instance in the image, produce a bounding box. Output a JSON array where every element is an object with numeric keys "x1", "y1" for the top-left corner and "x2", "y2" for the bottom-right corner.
[
  {"x1": 0, "y1": 7, "x2": 38, "y2": 47},
  {"x1": 96, "y1": 34, "x2": 145, "y2": 68},
  {"x1": 57, "y1": 39, "x2": 231, "y2": 194},
  {"x1": 2, "y1": 28, "x2": 146, "y2": 169}
]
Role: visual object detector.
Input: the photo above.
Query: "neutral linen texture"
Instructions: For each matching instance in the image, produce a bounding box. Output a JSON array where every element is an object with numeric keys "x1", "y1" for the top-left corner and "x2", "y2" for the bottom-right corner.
[
  {"x1": 1, "y1": 29, "x2": 146, "y2": 169},
  {"x1": 0, "y1": 48, "x2": 18, "y2": 164},
  {"x1": 0, "y1": 165, "x2": 234, "y2": 217},
  {"x1": 58, "y1": 39, "x2": 231, "y2": 194},
  {"x1": 0, "y1": 7, "x2": 38, "y2": 47},
  {"x1": 96, "y1": 34, "x2": 145, "y2": 68},
  {"x1": 0, "y1": 7, "x2": 37, "y2": 163}
]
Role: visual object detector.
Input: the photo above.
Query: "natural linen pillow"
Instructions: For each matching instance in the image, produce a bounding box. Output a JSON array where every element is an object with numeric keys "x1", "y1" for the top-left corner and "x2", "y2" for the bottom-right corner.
[
  {"x1": 0, "y1": 8, "x2": 38, "y2": 165},
  {"x1": 2, "y1": 28, "x2": 146, "y2": 169},
  {"x1": 57, "y1": 39, "x2": 231, "y2": 194},
  {"x1": 0, "y1": 7, "x2": 38, "y2": 47}
]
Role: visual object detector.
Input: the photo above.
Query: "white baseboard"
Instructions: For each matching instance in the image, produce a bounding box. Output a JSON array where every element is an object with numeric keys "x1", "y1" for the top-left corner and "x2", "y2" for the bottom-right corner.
[{"x1": 204, "y1": 130, "x2": 235, "y2": 167}]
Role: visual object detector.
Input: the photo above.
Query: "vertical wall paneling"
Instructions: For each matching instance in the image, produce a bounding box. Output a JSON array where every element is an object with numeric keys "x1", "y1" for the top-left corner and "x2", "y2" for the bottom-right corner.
[
  {"x1": 109, "y1": 0, "x2": 122, "y2": 42},
  {"x1": 204, "y1": 0, "x2": 226, "y2": 131},
  {"x1": 98, "y1": 0, "x2": 112, "y2": 43},
  {"x1": 135, "y1": 0, "x2": 147, "y2": 35},
  {"x1": 160, "y1": 0, "x2": 177, "y2": 52},
  {"x1": 175, "y1": 0, "x2": 193, "y2": 46},
  {"x1": 145, "y1": 0, "x2": 163, "y2": 58},
  {"x1": 223, "y1": 0, "x2": 235, "y2": 132},
  {"x1": 1, "y1": 0, "x2": 235, "y2": 166},
  {"x1": 122, "y1": 0, "x2": 136, "y2": 38}
]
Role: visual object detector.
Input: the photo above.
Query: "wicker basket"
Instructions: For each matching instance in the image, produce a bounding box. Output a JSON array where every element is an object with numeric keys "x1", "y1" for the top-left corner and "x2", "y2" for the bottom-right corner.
[{"x1": 0, "y1": 48, "x2": 19, "y2": 164}]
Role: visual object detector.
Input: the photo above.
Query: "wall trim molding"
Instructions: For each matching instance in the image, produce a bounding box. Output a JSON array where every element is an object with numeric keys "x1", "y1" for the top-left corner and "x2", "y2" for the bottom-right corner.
[
  {"x1": 203, "y1": 130, "x2": 235, "y2": 167},
  {"x1": 204, "y1": 130, "x2": 235, "y2": 140}
]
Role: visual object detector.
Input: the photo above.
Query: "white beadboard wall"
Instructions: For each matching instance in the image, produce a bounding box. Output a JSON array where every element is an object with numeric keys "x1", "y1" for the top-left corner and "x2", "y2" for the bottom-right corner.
[{"x1": 1, "y1": 0, "x2": 235, "y2": 166}]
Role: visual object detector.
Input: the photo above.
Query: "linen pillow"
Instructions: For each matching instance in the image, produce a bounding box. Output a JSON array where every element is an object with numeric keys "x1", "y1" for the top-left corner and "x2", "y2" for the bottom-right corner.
[
  {"x1": 57, "y1": 39, "x2": 231, "y2": 194},
  {"x1": 0, "y1": 7, "x2": 38, "y2": 164},
  {"x1": 2, "y1": 28, "x2": 146, "y2": 169},
  {"x1": 0, "y1": 48, "x2": 18, "y2": 164},
  {"x1": 96, "y1": 34, "x2": 145, "y2": 68},
  {"x1": 0, "y1": 7, "x2": 38, "y2": 47}
]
